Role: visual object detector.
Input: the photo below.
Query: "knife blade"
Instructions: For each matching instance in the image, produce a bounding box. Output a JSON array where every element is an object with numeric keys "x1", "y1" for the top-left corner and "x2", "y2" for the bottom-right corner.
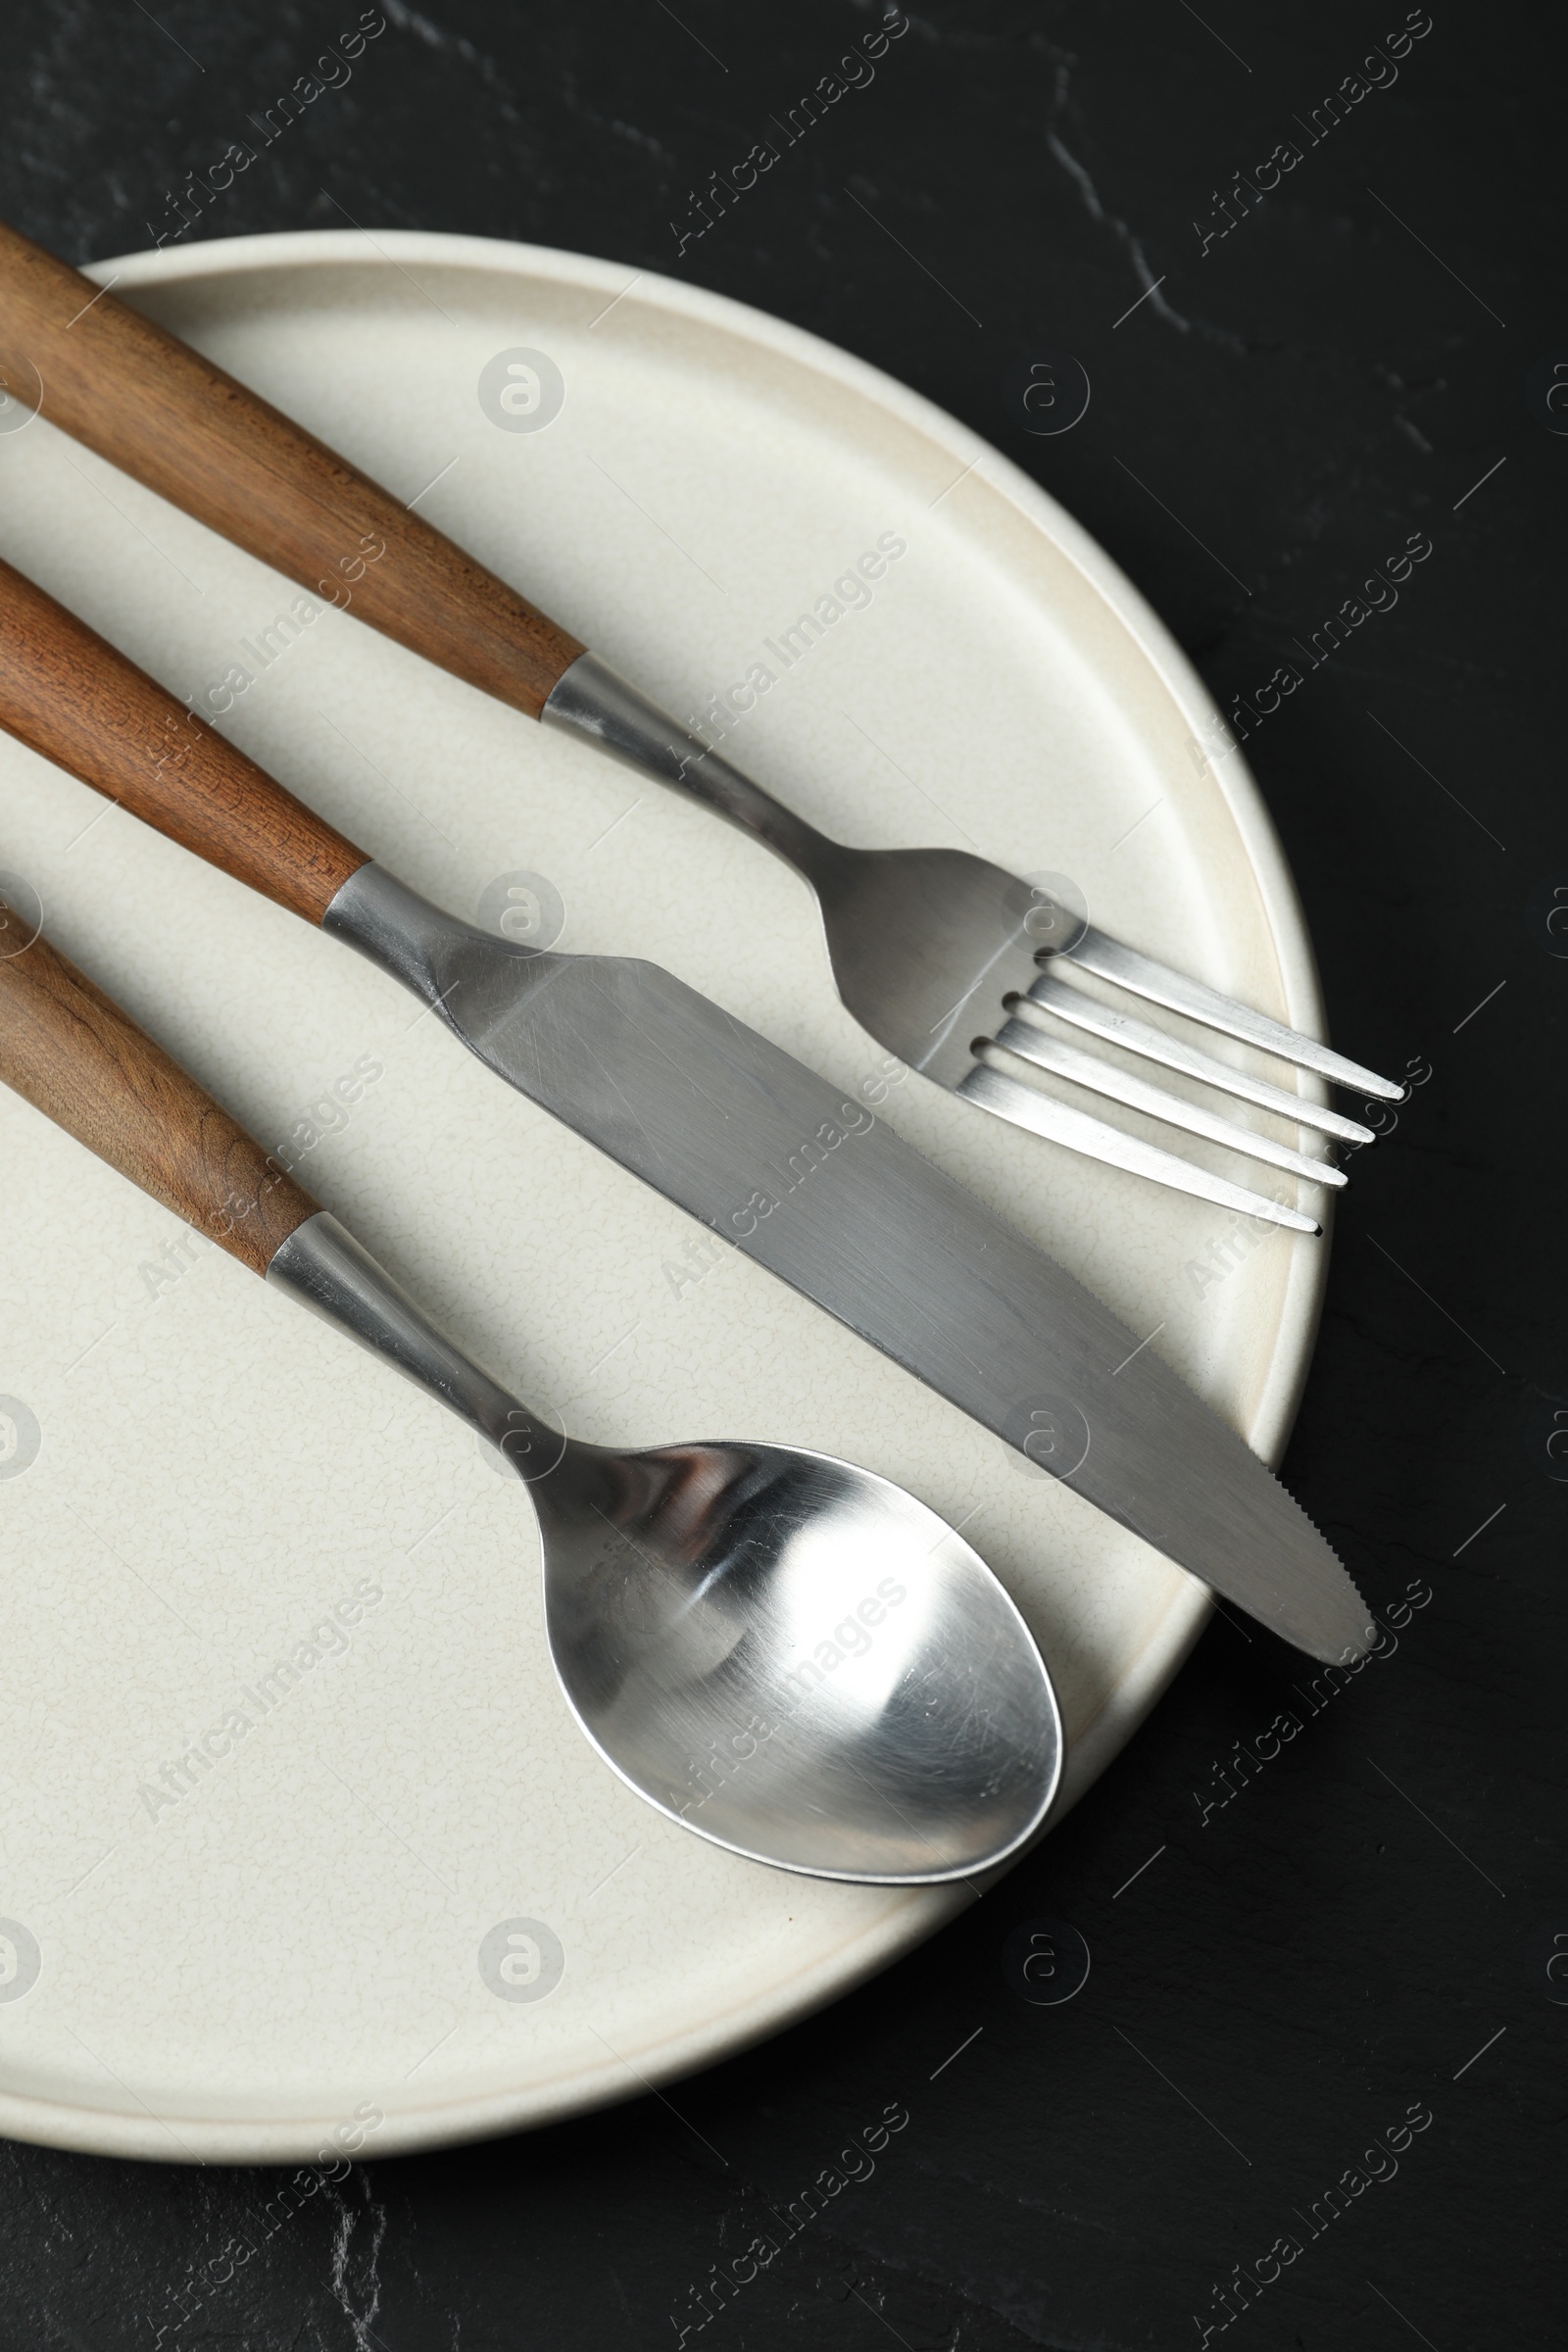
[{"x1": 0, "y1": 556, "x2": 1373, "y2": 1663}]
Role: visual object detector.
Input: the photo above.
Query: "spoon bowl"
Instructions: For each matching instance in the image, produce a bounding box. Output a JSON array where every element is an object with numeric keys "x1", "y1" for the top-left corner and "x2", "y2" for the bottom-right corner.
[
  {"x1": 530, "y1": 1437, "x2": 1062, "y2": 1883},
  {"x1": 267, "y1": 1210, "x2": 1061, "y2": 1885}
]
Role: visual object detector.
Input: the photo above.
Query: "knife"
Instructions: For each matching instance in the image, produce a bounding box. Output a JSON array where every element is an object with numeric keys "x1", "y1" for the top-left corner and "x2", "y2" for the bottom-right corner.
[{"x1": 0, "y1": 555, "x2": 1371, "y2": 1662}]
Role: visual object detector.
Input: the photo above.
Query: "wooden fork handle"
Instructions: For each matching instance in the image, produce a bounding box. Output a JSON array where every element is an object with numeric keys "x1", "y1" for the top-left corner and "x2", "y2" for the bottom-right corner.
[
  {"x1": 0, "y1": 899, "x2": 318, "y2": 1273},
  {"x1": 0, "y1": 220, "x2": 585, "y2": 717},
  {"x1": 0, "y1": 554, "x2": 368, "y2": 922}
]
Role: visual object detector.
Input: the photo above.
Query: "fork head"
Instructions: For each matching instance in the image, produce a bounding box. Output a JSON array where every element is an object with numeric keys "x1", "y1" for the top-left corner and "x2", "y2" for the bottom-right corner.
[
  {"x1": 812, "y1": 844, "x2": 1064, "y2": 1091},
  {"x1": 809, "y1": 842, "x2": 1339, "y2": 1233}
]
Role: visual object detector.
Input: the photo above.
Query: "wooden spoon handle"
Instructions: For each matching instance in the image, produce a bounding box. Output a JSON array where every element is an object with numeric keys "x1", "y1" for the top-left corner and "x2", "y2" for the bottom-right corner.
[
  {"x1": 0, "y1": 220, "x2": 585, "y2": 718},
  {"x1": 0, "y1": 898, "x2": 318, "y2": 1273},
  {"x1": 0, "y1": 554, "x2": 368, "y2": 922}
]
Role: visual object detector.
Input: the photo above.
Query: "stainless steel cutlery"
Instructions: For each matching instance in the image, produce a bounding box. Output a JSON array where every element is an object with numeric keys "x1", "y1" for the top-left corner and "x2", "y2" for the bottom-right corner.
[
  {"x1": 0, "y1": 898, "x2": 1062, "y2": 1884},
  {"x1": 0, "y1": 555, "x2": 1375, "y2": 1664},
  {"x1": 0, "y1": 220, "x2": 1401, "y2": 1229}
]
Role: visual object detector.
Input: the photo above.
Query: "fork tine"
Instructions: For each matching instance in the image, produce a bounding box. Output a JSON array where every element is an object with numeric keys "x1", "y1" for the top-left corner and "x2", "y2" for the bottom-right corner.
[
  {"x1": 1024, "y1": 970, "x2": 1376, "y2": 1147},
  {"x1": 956, "y1": 1057, "x2": 1320, "y2": 1233},
  {"x1": 992, "y1": 1014, "x2": 1346, "y2": 1189},
  {"x1": 1060, "y1": 925, "x2": 1404, "y2": 1102}
]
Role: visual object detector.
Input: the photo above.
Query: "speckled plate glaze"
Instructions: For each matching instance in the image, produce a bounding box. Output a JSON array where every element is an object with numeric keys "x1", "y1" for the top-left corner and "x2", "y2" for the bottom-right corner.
[{"x1": 0, "y1": 231, "x2": 1333, "y2": 2164}]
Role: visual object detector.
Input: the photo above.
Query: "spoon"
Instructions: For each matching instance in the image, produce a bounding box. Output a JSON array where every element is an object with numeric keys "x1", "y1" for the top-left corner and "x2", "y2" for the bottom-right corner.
[{"x1": 0, "y1": 901, "x2": 1062, "y2": 1884}]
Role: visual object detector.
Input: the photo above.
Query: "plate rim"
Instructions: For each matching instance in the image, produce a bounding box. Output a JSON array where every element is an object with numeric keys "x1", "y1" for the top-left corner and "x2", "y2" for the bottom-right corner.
[{"x1": 0, "y1": 227, "x2": 1332, "y2": 2163}]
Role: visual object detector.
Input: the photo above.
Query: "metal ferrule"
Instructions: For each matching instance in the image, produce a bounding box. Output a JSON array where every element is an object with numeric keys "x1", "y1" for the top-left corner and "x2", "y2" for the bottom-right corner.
[
  {"x1": 321, "y1": 859, "x2": 564, "y2": 1054},
  {"x1": 321, "y1": 861, "x2": 474, "y2": 1009},
  {"x1": 267, "y1": 1211, "x2": 531, "y2": 1458},
  {"x1": 541, "y1": 650, "x2": 833, "y2": 875}
]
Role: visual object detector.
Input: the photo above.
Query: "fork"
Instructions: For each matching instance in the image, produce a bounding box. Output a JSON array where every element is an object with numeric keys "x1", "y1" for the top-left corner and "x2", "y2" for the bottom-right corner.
[
  {"x1": 543, "y1": 659, "x2": 1399, "y2": 1232},
  {"x1": 0, "y1": 221, "x2": 1401, "y2": 1233}
]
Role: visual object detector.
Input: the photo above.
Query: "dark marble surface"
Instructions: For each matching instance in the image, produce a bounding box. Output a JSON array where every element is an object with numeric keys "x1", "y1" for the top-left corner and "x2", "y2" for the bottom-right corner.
[{"x1": 0, "y1": 3, "x2": 1560, "y2": 2345}]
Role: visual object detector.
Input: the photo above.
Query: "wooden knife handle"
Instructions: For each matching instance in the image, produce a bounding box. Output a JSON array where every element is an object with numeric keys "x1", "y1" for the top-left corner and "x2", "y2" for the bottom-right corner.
[
  {"x1": 0, "y1": 554, "x2": 368, "y2": 923},
  {"x1": 0, "y1": 898, "x2": 319, "y2": 1273},
  {"x1": 0, "y1": 220, "x2": 585, "y2": 718}
]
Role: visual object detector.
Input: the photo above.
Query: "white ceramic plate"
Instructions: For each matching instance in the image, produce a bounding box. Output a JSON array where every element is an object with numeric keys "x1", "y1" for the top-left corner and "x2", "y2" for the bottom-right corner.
[{"x1": 0, "y1": 232, "x2": 1332, "y2": 2163}]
